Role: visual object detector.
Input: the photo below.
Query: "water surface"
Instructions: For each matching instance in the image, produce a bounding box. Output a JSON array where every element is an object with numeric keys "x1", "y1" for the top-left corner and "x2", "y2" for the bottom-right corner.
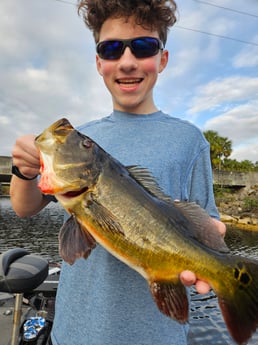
[{"x1": 1, "y1": 197, "x2": 258, "y2": 344}]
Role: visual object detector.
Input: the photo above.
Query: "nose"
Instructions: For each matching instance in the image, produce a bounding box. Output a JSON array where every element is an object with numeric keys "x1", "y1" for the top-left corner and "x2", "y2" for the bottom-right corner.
[{"x1": 118, "y1": 47, "x2": 138, "y2": 71}]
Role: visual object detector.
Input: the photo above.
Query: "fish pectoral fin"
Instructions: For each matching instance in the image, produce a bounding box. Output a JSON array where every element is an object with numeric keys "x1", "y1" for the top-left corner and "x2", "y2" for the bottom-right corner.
[
  {"x1": 149, "y1": 280, "x2": 189, "y2": 323},
  {"x1": 59, "y1": 215, "x2": 96, "y2": 265},
  {"x1": 87, "y1": 198, "x2": 125, "y2": 236}
]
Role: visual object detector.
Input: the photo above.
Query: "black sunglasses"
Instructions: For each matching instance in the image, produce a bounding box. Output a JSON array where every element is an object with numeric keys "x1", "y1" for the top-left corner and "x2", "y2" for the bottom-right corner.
[{"x1": 96, "y1": 36, "x2": 164, "y2": 60}]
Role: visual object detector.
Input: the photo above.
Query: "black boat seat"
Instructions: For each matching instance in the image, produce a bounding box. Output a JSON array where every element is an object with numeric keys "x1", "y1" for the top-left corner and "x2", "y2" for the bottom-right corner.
[{"x1": 0, "y1": 248, "x2": 49, "y2": 294}]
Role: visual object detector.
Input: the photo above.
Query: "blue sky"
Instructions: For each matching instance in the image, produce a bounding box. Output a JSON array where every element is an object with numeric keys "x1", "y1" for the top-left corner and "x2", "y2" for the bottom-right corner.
[{"x1": 1, "y1": 0, "x2": 258, "y2": 162}]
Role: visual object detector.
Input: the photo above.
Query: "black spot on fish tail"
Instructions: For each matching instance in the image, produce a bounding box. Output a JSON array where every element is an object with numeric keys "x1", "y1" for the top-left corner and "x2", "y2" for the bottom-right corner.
[
  {"x1": 59, "y1": 215, "x2": 96, "y2": 265},
  {"x1": 149, "y1": 280, "x2": 189, "y2": 323},
  {"x1": 217, "y1": 257, "x2": 258, "y2": 345}
]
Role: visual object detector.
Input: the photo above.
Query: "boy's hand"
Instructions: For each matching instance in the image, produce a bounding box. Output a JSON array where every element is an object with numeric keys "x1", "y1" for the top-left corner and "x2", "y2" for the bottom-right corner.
[
  {"x1": 180, "y1": 219, "x2": 226, "y2": 294},
  {"x1": 12, "y1": 135, "x2": 40, "y2": 179}
]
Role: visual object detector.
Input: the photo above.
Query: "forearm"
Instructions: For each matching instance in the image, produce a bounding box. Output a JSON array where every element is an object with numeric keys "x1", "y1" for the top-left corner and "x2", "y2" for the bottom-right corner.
[{"x1": 10, "y1": 175, "x2": 50, "y2": 217}]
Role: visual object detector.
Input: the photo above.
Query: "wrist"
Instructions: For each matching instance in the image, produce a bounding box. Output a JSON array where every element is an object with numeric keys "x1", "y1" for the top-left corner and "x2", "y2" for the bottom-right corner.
[{"x1": 12, "y1": 165, "x2": 38, "y2": 181}]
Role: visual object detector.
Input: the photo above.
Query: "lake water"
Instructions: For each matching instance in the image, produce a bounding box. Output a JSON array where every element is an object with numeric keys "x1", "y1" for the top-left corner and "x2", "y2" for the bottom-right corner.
[{"x1": 1, "y1": 197, "x2": 258, "y2": 344}]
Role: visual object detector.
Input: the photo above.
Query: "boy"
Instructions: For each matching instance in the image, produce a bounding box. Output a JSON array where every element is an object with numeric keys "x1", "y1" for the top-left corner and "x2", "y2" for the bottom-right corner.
[{"x1": 11, "y1": 1, "x2": 225, "y2": 344}]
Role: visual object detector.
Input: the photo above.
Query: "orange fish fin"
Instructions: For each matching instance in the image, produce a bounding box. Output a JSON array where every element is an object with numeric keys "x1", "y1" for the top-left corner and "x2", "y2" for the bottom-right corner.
[
  {"x1": 149, "y1": 280, "x2": 189, "y2": 323},
  {"x1": 59, "y1": 215, "x2": 96, "y2": 265},
  {"x1": 217, "y1": 258, "x2": 258, "y2": 345}
]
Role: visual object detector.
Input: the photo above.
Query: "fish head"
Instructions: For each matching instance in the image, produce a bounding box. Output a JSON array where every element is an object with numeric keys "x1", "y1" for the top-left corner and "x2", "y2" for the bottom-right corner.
[{"x1": 35, "y1": 118, "x2": 101, "y2": 198}]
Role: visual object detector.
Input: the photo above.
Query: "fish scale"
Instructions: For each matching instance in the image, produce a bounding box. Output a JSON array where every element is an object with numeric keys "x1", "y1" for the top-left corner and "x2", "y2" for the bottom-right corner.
[{"x1": 35, "y1": 118, "x2": 258, "y2": 345}]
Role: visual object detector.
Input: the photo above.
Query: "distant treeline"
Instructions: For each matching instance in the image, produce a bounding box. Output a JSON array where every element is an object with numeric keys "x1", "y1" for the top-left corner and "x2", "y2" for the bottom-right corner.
[{"x1": 204, "y1": 130, "x2": 258, "y2": 172}]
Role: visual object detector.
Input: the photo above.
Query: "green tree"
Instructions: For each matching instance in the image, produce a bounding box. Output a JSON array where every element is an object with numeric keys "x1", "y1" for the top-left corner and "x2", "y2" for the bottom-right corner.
[
  {"x1": 223, "y1": 158, "x2": 239, "y2": 171},
  {"x1": 238, "y1": 160, "x2": 255, "y2": 172},
  {"x1": 222, "y1": 158, "x2": 257, "y2": 172},
  {"x1": 203, "y1": 130, "x2": 232, "y2": 170}
]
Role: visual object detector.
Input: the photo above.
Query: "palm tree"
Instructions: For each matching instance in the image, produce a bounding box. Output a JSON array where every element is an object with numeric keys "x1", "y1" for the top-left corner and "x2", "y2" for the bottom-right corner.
[{"x1": 203, "y1": 130, "x2": 232, "y2": 170}]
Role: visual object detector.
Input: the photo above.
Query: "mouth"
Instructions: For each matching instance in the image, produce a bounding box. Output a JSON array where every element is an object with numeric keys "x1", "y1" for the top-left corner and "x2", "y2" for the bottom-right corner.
[
  {"x1": 116, "y1": 78, "x2": 143, "y2": 86},
  {"x1": 59, "y1": 186, "x2": 88, "y2": 199}
]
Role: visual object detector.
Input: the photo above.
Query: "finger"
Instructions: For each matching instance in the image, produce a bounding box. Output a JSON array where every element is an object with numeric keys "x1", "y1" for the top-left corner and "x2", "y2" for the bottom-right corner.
[
  {"x1": 212, "y1": 218, "x2": 226, "y2": 237},
  {"x1": 180, "y1": 270, "x2": 196, "y2": 286},
  {"x1": 12, "y1": 151, "x2": 40, "y2": 169},
  {"x1": 180, "y1": 271, "x2": 211, "y2": 294},
  {"x1": 12, "y1": 135, "x2": 39, "y2": 168},
  {"x1": 195, "y1": 280, "x2": 211, "y2": 294},
  {"x1": 16, "y1": 135, "x2": 38, "y2": 157}
]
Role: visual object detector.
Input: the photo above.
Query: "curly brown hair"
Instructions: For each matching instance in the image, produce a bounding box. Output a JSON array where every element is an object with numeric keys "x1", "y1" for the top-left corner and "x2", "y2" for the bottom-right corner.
[{"x1": 77, "y1": 0, "x2": 177, "y2": 45}]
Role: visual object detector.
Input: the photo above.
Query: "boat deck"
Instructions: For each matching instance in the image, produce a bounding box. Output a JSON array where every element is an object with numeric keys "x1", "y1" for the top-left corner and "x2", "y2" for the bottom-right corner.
[{"x1": 0, "y1": 293, "x2": 31, "y2": 345}]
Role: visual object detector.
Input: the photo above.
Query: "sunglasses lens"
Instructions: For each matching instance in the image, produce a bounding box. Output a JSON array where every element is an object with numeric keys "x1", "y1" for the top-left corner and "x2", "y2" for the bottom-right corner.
[
  {"x1": 132, "y1": 37, "x2": 160, "y2": 58},
  {"x1": 96, "y1": 37, "x2": 163, "y2": 60},
  {"x1": 97, "y1": 41, "x2": 124, "y2": 60}
]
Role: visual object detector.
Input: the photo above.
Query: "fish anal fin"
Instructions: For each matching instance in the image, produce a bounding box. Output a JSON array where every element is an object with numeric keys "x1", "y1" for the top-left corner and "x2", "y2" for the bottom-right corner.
[
  {"x1": 59, "y1": 215, "x2": 96, "y2": 265},
  {"x1": 217, "y1": 258, "x2": 258, "y2": 345},
  {"x1": 149, "y1": 280, "x2": 188, "y2": 323}
]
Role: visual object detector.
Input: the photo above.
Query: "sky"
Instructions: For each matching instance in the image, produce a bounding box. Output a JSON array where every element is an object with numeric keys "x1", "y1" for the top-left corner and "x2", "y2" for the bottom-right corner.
[{"x1": 0, "y1": 0, "x2": 258, "y2": 162}]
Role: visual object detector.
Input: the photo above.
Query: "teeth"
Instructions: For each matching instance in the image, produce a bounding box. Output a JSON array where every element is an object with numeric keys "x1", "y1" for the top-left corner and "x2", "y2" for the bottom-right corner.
[{"x1": 118, "y1": 79, "x2": 142, "y2": 84}]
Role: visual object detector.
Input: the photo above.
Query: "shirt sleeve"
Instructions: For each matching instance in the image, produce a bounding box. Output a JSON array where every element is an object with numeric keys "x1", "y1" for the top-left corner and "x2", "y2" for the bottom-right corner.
[{"x1": 185, "y1": 144, "x2": 220, "y2": 219}]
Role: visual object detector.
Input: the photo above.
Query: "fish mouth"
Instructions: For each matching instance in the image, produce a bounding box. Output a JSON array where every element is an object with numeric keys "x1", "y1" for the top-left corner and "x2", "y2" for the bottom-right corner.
[{"x1": 59, "y1": 186, "x2": 88, "y2": 199}]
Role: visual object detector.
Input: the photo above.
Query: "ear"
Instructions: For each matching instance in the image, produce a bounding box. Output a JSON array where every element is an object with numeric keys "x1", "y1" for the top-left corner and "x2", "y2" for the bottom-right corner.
[
  {"x1": 159, "y1": 50, "x2": 169, "y2": 73},
  {"x1": 96, "y1": 54, "x2": 103, "y2": 76}
]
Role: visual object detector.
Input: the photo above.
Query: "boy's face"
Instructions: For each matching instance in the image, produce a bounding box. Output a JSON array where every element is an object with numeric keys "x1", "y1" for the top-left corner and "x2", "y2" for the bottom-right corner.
[{"x1": 96, "y1": 16, "x2": 168, "y2": 114}]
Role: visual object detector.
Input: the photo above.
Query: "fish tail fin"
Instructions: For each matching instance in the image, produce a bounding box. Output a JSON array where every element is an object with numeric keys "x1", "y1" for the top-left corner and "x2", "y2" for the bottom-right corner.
[{"x1": 216, "y1": 258, "x2": 258, "y2": 345}]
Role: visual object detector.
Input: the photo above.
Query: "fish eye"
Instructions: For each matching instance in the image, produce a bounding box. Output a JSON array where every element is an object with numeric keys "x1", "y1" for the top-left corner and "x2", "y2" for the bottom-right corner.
[{"x1": 82, "y1": 139, "x2": 92, "y2": 149}]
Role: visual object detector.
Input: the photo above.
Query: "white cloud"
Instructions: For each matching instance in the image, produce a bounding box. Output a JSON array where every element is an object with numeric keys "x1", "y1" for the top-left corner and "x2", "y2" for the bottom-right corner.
[
  {"x1": 203, "y1": 102, "x2": 258, "y2": 162},
  {"x1": 232, "y1": 36, "x2": 258, "y2": 68},
  {"x1": 204, "y1": 102, "x2": 258, "y2": 139},
  {"x1": 188, "y1": 76, "x2": 258, "y2": 114},
  {"x1": 0, "y1": 0, "x2": 258, "y2": 163},
  {"x1": 0, "y1": 116, "x2": 11, "y2": 126},
  {"x1": 231, "y1": 141, "x2": 258, "y2": 163},
  {"x1": 0, "y1": 0, "x2": 112, "y2": 155}
]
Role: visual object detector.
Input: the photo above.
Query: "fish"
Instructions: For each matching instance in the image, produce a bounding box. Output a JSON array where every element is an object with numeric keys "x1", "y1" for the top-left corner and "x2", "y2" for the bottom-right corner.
[{"x1": 35, "y1": 118, "x2": 258, "y2": 345}]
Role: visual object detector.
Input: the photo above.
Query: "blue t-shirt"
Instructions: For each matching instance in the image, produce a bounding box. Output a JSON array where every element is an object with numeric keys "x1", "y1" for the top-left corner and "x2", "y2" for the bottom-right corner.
[{"x1": 51, "y1": 110, "x2": 219, "y2": 345}]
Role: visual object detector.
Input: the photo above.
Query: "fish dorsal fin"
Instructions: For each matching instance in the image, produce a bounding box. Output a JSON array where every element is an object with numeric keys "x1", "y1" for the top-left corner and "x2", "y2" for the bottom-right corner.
[
  {"x1": 172, "y1": 201, "x2": 229, "y2": 253},
  {"x1": 127, "y1": 166, "x2": 172, "y2": 203},
  {"x1": 127, "y1": 166, "x2": 228, "y2": 253}
]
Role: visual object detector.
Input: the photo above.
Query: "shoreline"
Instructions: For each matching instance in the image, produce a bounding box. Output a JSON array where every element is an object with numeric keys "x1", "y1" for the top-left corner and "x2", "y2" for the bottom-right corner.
[
  {"x1": 220, "y1": 213, "x2": 258, "y2": 231},
  {"x1": 1, "y1": 194, "x2": 258, "y2": 231}
]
